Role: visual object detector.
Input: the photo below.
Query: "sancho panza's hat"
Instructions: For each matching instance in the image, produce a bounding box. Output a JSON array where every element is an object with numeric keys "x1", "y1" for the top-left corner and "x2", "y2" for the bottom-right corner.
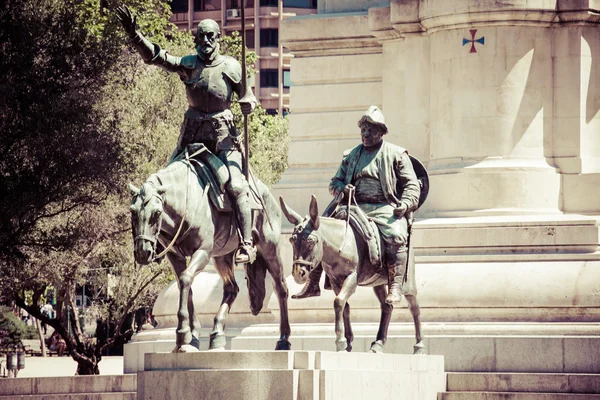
[{"x1": 357, "y1": 106, "x2": 388, "y2": 133}]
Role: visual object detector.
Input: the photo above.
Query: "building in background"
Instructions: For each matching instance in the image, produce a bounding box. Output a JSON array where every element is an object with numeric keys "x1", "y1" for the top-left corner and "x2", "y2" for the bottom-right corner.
[{"x1": 169, "y1": 0, "x2": 317, "y2": 115}]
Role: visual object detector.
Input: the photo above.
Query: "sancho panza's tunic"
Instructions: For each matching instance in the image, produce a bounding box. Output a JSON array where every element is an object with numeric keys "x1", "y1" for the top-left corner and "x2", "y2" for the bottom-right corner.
[{"x1": 329, "y1": 141, "x2": 420, "y2": 247}]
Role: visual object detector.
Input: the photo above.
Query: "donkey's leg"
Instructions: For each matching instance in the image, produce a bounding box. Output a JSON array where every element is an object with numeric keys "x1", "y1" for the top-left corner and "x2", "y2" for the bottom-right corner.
[
  {"x1": 174, "y1": 249, "x2": 210, "y2": 351},
  {"x1": 333, "y1": 272, "x2": 357, "y2": 352},
  {"x1": 209, "y1": 253, "x2": 239, "y2": 350},
  {"x1": 259, "y1": 240, "x2": 291, "y2": 350},
  {"x1": 342, "y1": 302, "x2": 353, "y2": 352},
  {"x1": 405, "y1": 294, "x2": 425, "y2": 354},
  {"x1": 370, "y1": 284, "x2": 393, "y2": 353}
]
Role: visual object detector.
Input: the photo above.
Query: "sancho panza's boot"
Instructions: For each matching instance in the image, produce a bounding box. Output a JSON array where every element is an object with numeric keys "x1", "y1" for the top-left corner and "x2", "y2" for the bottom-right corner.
[
  {"x1": 292, "y1": 264, "x2": 323, "y2": 299},
  {"x1": 234, "y1": 193, "x2": 257, "y2": 264},
  {"x1": 385, "y1": 246, "x2": 408, "y2": 304}
]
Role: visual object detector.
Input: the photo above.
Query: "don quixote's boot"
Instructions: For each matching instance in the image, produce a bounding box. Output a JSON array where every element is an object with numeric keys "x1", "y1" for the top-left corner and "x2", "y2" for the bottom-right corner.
[
  {"x1": 234, "y1": 193, "x2": 257, "y2": 264},
  {"x1": 385, "y1": 247, "x2": 408, "y2": 304}
]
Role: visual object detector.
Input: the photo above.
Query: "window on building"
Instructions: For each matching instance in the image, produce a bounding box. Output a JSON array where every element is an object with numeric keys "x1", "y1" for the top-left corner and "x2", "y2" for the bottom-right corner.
[
  {"x1": 260, "y1": 0, "x2": 316, "y2": 7},
  {"x1": 197, "y1": 0, "x2": 221, "y2": 10},
  {"x1": 171, "y1": 0, "x2": 188, "y2": 13},
  {"x1": 260, "y1": 29, "x2": 278, "y2": 47},
  {"x1": 265, "y1": 108, "x2": 278, "y2": 115},
  {"x1": 260, "y1": 69, "x2": 279, "y2": 88},
  {"x1": 246, "y1": 30, "x2": 255, "y2": 49},
  {"x1": 284, "y1": 0, "x2": 316, "y2": 7},
  {"x1": 283, "y1": 70, "x2": 291, "y2": 88}
]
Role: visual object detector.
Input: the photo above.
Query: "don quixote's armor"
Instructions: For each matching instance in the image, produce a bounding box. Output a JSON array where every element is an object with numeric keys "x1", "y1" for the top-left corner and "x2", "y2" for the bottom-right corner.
[{"x1": 123, "y1": 15, "x2": 258, "y2": 264}]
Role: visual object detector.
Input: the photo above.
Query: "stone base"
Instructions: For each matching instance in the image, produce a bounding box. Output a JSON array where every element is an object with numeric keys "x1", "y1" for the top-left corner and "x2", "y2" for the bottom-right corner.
[
  {"x1": 137, "y1": 351, "x2": 445, "y2": 400},
  {"x1": 231, "y1": 322, "x2": 600, "y2": 373}
]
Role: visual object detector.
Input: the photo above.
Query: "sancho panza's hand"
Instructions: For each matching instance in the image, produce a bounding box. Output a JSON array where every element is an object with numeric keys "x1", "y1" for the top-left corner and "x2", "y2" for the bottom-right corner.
[
  {"x1": 393, "y1": 203, "x2": 408, "y2": 218},
  {"x1": 116, "y1": 5, "x2": 137, "y2": 37}
]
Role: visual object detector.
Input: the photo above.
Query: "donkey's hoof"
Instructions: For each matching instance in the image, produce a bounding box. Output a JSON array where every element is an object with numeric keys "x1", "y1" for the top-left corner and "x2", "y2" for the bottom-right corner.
[
  {"x1": 335, "y1": 339, "x2": 348, "y2": 352},
  {"x1": 190, "y1": 335, "x2": 201, "y2": 350},
  {"x1": 172, "y1": 344, "x2": 200, "y2": 353},
  {"x1": 275, "y1": 340, "x2": 292, "y2": 351},
  {"x1": 413, "y1": 341, "x2": 426, "y2": 355},
  {"x1": 370, "y1": 340, "x2": 384, "y2": 354},
  {"x1": 209, "y1": 332, "x2": 227, "y2": 350}
]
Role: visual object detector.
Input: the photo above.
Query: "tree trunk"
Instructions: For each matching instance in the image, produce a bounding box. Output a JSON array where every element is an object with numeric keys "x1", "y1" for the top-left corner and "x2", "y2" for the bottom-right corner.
[
  {"x1": 75, "y1": 361, "x2": 100, "y2": 375},
  {"x1": 34, "y1": 318, "x2": 47, "y2": 357}
]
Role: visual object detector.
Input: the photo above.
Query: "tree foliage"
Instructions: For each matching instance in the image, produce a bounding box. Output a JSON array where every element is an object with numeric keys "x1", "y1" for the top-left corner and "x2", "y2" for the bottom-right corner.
[{"x1": 0, "y1": 0, "x2": 289, "y2": 375}]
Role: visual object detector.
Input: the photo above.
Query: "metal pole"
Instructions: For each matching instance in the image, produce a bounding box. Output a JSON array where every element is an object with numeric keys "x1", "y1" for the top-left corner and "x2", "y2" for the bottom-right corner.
[
  {"x1": 278, "y1": 0, "x2": 283, "y2": 115},
  {"x1": 241, "y1": 0, "x2": 249, "y2": 179}
]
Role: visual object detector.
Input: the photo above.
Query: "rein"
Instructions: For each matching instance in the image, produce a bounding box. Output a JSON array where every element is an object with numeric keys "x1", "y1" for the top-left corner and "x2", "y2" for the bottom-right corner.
[{"x1": 339, "y1": 186, "x2": 355, "y2": 253}]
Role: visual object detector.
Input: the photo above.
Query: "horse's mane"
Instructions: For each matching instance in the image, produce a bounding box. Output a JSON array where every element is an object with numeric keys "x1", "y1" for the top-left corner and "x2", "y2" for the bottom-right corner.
[
  {"x1": 146, "y1": 158, "x2": 205, "y2": 189},
  {"x1": 143, "y1": 159, "x2": 204, "y2": 211}
]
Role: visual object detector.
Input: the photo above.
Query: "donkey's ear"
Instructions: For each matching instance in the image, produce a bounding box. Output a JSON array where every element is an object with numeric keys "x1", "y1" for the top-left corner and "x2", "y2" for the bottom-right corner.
[
  {"x1": 128, "y1": 183, "x2": 140, "y2": 196},
  {"x1": 309, "y1": 195, "x2": 320, "y2": 230},
  {"x1": 279, "y1": 196, "x2": 302, "y2": 225},
  {"x1": 156, "y1": 184, "x2": 171, "y2": 195}
]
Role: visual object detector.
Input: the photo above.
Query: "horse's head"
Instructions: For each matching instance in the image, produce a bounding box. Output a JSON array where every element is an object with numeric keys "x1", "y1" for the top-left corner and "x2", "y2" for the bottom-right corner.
[
  {"x1": 129, "y1": 181, "x2": 169, "y2": 265},
  {"x1": 280, "y1": 195, "x2": 323, "y2": 285}
]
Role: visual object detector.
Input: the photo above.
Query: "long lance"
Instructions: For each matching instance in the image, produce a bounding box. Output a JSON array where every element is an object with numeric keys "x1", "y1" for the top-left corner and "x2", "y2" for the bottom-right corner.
[{"x1": 240, "y1": 2, "x2": 249, "y2": 180}]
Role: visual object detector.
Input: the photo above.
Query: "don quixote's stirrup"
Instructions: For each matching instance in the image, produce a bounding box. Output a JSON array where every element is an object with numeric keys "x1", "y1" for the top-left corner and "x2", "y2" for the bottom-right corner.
[{"x1": 235, "y1": 242, "x2": 257, "y2": 264}]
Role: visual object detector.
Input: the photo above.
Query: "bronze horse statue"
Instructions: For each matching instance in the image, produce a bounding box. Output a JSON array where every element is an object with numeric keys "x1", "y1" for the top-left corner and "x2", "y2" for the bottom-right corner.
[
  {"x1": 129, "y1": 156, "x2": 291, "y2": 352},
  {"x1": 280, "y1": 195, "x2": 424, "y2": 354}
]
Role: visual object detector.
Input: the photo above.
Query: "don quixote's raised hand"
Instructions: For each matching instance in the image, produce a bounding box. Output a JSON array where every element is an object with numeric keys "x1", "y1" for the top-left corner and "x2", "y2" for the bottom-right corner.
[{"x1": 115, "y1": 5, "x2": 137, "y2": 38}]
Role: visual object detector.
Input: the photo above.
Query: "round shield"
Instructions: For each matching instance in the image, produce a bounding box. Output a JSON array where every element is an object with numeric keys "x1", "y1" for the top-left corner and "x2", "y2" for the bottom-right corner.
[{"x1": 409, "y1": 155, "x2": 429, "y2": 208}]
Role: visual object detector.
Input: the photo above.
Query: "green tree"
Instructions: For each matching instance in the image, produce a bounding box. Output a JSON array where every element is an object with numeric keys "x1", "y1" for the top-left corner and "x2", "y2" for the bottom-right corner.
[
  {"x1": 0, "y1": 0, "x2": 172, "y2": 375},
  {"x1": 0, "y1": 0, "x2": 289, "y2": 375}
]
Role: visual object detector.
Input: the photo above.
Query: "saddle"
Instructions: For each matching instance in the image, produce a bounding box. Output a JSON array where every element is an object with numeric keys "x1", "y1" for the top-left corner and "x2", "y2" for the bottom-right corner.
[
  {"x1": 175, "y1": 143, "x2": 262, "y2": 213},
  {"x1": 333, "y1": 205, "x2": 383, "y2": 269}
]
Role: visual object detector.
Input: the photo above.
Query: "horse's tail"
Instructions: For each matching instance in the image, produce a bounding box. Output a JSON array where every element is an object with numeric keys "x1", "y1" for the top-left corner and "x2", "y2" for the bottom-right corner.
[{"x1": 245, "y1": 252, "x2": 268, "y2": 316}]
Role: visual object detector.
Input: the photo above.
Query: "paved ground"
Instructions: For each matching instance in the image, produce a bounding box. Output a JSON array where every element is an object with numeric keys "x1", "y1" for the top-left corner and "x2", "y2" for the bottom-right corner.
[{"x1": 13, "y1": 355, "x2": 124, "y2": 378}]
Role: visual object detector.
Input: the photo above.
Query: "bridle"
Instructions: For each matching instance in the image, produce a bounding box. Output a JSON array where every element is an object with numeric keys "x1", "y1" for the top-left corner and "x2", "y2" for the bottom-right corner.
[{"x1": 133, "y1": 155, "x2": 194, "y2": 262}]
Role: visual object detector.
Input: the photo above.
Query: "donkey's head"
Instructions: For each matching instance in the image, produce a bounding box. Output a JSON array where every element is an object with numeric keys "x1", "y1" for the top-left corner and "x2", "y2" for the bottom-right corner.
[
  {"x1": 280, "y1": 195, "x2": 323, "y2": 285},
  {"x1": 129, "y1": 181, "x2": 169, "y2": 265}
]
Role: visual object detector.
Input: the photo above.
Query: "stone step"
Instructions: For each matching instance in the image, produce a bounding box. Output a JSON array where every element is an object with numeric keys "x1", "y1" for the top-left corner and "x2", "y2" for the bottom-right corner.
[
  {"x1": 0, "y1": 375, "x2": 137, "y2": 396},
  {"x1": 138, "y1": 351, "x2": 446, "y2": 400},
  {"x1": 0, "y1": 393, "x2": 136, "y2": 400},
  {"x1": 437, "y1": 393, "x2": 600, "y2": 400},
  {"x1": 447, "y1": 373, "x2": 600, "y2": 394}
]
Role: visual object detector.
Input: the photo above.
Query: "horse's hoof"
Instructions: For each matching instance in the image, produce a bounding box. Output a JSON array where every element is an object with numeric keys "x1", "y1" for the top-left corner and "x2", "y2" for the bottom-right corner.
[
  {"x1": 176, "y1": 328, "x2": 192, "y2": 346},
  {"x1": 346, "y1": 344, "x2": 353, "y2": 352},
  {"x1": 413, "y1": 341, "x2": 426, "y2": 355},
  {"x1": 172, "y1": 344, "x2": 200, "y2": 353},
  {"x1": 370, "y1": 340, "x2": 384, "y2": 353},
  {"x1": 335, "y1": 339, "x2": 347, "y2": 352},
  {"x1": 275, "y1": 340, "x2": 292, "y2": 351},
  {"x1": 209, "y1": 332, "x2": 227, "y2": 350}
]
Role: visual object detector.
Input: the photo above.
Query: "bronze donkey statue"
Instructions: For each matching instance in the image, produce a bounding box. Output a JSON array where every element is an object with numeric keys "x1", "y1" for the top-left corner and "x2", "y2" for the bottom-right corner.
[{"x1": 280, "y1": 195, "x2": 424, "y2": 354}]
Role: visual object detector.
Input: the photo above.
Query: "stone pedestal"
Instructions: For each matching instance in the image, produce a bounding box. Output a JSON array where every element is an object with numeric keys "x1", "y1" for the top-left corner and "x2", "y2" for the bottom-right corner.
[
  {"x1": 137, "y1": 351, "x2": 445, "y2": 400},
  {"x1": 125, "y1": 0, "x2": 600, "y2": 376}
]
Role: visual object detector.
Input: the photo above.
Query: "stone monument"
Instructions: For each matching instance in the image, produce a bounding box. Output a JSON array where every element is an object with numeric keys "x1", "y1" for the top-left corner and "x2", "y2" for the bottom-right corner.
[{"x1": 126, "y1": 0, "x2": 600, "y2": 378}]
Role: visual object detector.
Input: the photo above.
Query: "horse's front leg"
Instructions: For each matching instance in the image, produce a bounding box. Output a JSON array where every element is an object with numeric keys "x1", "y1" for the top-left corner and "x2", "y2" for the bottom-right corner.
[
  {"x1": 259, "y1": 241, "x2": 291, "y2": 350},
  {"x1": 405, "y1": 294, "x2": 426, "y2": 354},
  {"x1": 174, "y1": 249, "x2": 210, "y2": 351},
  {"x1": 209, "y1": 254, "x2": 239, "y2": 350},
  {"x1": 370, "y1": 284, "x2": 393, "y2": 353},
  {"x1": 333, "y1": 272, "x2": 357, "y2": 352}
]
